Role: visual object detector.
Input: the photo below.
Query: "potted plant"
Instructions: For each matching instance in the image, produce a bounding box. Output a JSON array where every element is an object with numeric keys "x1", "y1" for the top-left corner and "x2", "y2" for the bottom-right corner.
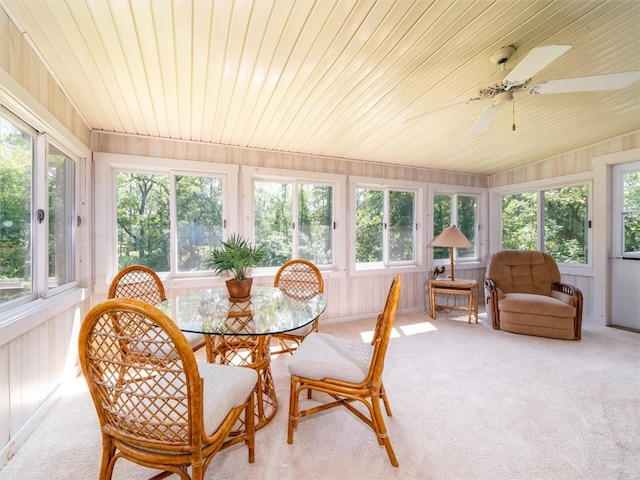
[{"x1": 206, "y1": 233, "x2": 267, "y2": 300}]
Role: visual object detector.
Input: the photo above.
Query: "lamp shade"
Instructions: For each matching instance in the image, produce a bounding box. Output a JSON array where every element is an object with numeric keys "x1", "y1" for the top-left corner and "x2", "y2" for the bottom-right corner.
[{"x1": 430, "y1": 226, "x2": 472, "y2": 248}]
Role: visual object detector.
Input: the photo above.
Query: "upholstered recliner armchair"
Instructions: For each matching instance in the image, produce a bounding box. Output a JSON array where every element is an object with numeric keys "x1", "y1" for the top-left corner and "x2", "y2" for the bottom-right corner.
[{"x1": 484, "y1": 250, "x2": 583, "y2": 340}]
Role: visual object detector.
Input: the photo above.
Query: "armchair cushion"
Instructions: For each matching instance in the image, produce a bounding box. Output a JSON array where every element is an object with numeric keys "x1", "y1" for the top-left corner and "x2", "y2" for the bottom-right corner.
[{"x1": 499, "y1": 293, "x2": 576, "y2": 318}]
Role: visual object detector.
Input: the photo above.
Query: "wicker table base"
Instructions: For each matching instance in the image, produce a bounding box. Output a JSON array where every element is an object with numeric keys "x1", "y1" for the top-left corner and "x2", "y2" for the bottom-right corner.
[{"x1": 204, "y1": 304, "x2": 277, "y2": 431}]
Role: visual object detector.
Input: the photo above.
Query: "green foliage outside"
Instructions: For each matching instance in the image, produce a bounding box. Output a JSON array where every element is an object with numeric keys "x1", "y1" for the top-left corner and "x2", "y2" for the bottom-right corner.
[
  {"x1": 355, "y1": 188, "x2": 383, "y2": 263},
  {"x1": 254, "y1": 181, "x2": 333, "y2": 267},
  {"x1": 623, "y1": 172, "x2": 640, "y2": 254},
  {"x1": 543, "y1": 185, "x2": 588, "y2": 263},
  {"x1": 501, "y1": 186, "x2": 591, "y2": 264},
  {"x1": 389, "y1": 191, "x2": 415, "y2": 262},
  {"x1": 117, "y1": 172, "x2": 171, "y2": 271},
  {"x1": 502, "y1": 192, "x2": 537, "y2": 251},
  {"x1": 0, "y1": 117, "x2": 32, "y2": 301},
  {"x1": 433, "y1": 194, "x2": 477, "y2": 260}
]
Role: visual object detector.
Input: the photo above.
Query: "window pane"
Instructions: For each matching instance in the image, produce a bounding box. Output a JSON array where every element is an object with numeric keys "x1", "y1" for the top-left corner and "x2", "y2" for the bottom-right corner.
[
  {"x1": 0, "y1": 116, "x2": 33, "y2": 302},
  {"x1": 457, "y1": 195, "x2": 477, "y2": 259},
  {"x1": 389, "y1": 190, "x2": 415, "y2": 262},
  {"x1": 116, "y1": 172, "x2": 170, "y2": 271},
  {"x1": 501, "y1": 192, "x2": 537, "y2": 250},
  {"x1": 623, "y1": 171, "x2": 640, "y2": 256},
  {"x1": 433, "y1": 194, "x2": 452, "y2": 260},
  {"x1": 355, "y1": 188, "x2": 383, "y2": 263},
  {"x1": 298, "y1": 184, "x2": 332, "y2": 266},
  {"x1": 175, "y1": 175, "x2": 223, "y2": 272},
  {"x1": 48, "y1": 145, "x2": 75, "y2": 289},
  {"x1": 254, "y1": 181, "x2": 292, "y2": 267},
  {"x1": 543, "y1": 185, "x2": 588, "y2": 264}
]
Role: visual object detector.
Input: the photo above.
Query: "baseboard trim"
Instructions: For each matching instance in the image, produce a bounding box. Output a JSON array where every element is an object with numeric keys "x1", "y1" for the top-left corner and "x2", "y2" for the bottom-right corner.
[{"x1": 0, "y1": 383, "x2": 63, "y2": 469}]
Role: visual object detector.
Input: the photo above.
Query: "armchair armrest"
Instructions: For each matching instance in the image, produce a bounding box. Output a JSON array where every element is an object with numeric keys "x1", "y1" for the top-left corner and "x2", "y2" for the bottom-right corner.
[
  {"x1": 484, "y1": 278, "x2": 501, "y2": 329},
  {"x1": 552, "y1": 282, "x2": 584, "y2": 340}
]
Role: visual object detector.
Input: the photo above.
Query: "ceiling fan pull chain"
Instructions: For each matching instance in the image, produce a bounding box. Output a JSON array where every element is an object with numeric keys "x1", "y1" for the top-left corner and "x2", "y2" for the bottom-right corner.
[{"x1": 512, "y1": 96, "x2": 516, "y2": 131}]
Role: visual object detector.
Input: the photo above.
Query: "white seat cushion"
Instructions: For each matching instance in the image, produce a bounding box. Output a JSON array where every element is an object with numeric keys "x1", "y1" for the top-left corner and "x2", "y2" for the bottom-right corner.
[
  {"x1": 288, "y1": 332, "x2": 372, "y2": 384},
  {"x1": 199, "y1": 362, "x2": 257, "y2": 434}
]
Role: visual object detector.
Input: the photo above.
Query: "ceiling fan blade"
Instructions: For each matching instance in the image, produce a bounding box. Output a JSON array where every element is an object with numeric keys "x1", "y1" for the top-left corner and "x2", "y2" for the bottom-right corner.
[
  {"x1": 529, "y1": 71, "x2": 640, "y2": 94},
  {"x1": 402, "y1": 97, "x2": 481, "y2": 124},
  {"x1": 503, "y1": 44, "x2": 572, "y2": 87},
  {"x1": 470, "y1": 103, "x2": 500, "y2": 134}
]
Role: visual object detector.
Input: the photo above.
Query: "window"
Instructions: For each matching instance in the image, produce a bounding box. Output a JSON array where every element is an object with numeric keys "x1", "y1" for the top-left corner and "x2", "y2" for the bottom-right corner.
[
  {"x1": 622, "y1": 170, "x2": 640, "y2": 258},
  {"x1": 253, "y1": 179, "x2": 335, "y2": 267},
  {"x1": 501, "y1": 192, "x2": 537, "y2": 251},
  {"x1": 1, "y1": 110, "x2": 77, "y2": 307},
  {"x1": 354, "y1": 180, "x2": 420, "y2": 269},
  {"x1": 115, "y1": 170, "x2": 227, "y2": 273},
  {"x1": 433, "y1": 193, "x2": 479, "y2": 262},
  {"x1": 48, "y1": 144, "x2": 76, "y2": 289},
  {"x1": 500, "y1": 183, "x2": 590, "y2": 265}
]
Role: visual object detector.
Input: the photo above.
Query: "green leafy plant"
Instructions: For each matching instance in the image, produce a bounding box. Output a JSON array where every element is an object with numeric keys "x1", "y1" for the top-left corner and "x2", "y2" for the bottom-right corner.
[{"x1": 206, "y1": 234, "x2": 267, "y2": 281}]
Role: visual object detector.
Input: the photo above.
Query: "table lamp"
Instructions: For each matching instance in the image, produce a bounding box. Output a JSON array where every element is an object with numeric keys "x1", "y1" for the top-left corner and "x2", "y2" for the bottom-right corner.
[{"x1": 429, "y1": 225, "x2": 472, "y2": 281}]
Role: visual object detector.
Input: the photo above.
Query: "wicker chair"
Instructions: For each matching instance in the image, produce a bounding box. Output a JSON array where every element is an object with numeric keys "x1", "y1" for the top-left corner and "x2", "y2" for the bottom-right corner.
[
  {"x1": 109, "y1": 265, "x2": 205, "y2": 351},
  {"x1": 272, "y1": 259, "x2": 324, "y2": 355},
  {"x1": 79, "y1": 298, "x2": 257, "y2": 480},
  {"x1": 287, "y1": 274, "x2": 402, "y2": 467}
]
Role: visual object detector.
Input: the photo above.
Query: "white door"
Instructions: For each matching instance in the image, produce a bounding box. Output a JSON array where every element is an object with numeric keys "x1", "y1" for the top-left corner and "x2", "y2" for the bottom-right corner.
[{"x1": 611, "y1": 161, "x2": 640, "y2": 330}]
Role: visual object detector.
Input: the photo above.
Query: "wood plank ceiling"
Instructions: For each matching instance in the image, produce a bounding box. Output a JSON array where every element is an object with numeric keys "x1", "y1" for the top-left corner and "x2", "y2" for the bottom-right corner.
[{"x1": 2, "y1": 0, "x2": 640, "y2": 175}]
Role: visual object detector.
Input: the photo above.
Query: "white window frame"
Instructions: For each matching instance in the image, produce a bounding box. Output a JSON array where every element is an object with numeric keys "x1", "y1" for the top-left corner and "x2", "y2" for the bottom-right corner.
[
  {"x1": 489, "y1": 172, "x2": 593, "y2": 270},
  {"x1": 94, "y1": 153, "x2": 239, "y2": 286},
  {"x1": 428, "y1": 183, "x2": 487, "y2": 269},
  {"x1": 0, "y1": 108, "x2": 81, "y2": 313},
  {"x1": 350, "y1": 176, "x2": 425, "y2": 276},
  {"x1": 241, "y1": 166, "x2": 345, "y2": 276}
]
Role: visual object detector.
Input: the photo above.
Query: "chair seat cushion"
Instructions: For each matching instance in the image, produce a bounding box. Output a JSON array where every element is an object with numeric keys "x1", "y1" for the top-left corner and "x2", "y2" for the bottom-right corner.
[
  {"x1": 199, "y1": 362, "x2": 257, "y2": 434},
  {"x1": 288, "y1": 332, "x2": 372, "y2": 383},
  {"x1": 499, "y1": 292, "x2": 576, "y2": 318}
]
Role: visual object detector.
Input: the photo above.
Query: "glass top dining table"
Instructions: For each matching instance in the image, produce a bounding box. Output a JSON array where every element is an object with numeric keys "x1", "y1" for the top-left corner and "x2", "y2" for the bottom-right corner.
[
  {"x1": 156, "y1": 285, "x2": 327, "y2": 430},
  {"x1": 156, "y1": 286, "x2": 327, "y2": 336}
]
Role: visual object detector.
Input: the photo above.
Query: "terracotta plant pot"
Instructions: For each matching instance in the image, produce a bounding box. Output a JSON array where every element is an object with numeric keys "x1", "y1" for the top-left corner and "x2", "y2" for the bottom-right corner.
[{"x1": 226, "y1": 278, "x2": 253, "y2": 302}]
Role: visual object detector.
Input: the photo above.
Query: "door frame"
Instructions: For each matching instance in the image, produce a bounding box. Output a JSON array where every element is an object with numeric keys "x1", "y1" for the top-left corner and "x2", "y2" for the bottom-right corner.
[{"x1": 593, "y1": 148, "x2": 640, "y2": 326}]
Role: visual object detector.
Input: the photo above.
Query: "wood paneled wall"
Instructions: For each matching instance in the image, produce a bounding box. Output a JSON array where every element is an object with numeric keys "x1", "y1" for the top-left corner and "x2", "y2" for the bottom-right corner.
[
  {"x1": 1, "y1": 9, "x2": 91, "y2": 147},
  {"x1": 489, "y1": 131, "x2": 640, "y2": 187},
  {"x1": 92, "y1": 131, "x2": 488, "y2": 187}
]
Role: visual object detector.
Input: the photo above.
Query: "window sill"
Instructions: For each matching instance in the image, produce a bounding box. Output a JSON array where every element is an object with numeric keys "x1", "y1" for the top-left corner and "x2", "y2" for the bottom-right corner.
[{"x1": 0, "y1": 287, "x2": 89, "y2": 346}]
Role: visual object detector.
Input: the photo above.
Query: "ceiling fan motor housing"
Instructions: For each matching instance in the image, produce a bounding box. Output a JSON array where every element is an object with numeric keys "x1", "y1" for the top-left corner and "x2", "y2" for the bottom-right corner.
[
  {"x1": 478, "y1": 46, "x2": 519, "y2": 98},
  {"x1": 490, "y1": 46, "x2": 516, "y2": 66}
]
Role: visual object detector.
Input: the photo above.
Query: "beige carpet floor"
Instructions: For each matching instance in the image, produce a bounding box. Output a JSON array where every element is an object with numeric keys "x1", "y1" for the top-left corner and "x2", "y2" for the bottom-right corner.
[{"x1": 2, "y1": 310, "x2": 639, "y2": 480}]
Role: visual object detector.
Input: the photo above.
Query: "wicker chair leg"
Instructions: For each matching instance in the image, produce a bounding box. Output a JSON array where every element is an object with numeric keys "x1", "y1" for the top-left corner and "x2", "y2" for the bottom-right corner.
[
  {"x1": 246, "y1": 394, "x2": 256, "y2": 463},
  {"x1": 379, "y1": 383, "x2": 392, "y2": 416},
  {"x1": 100, "y1": 437, "x2": 116, "y2": 480},
  {"x1": 371, "y1": 392, "x2": 398, "y2": 467},
  {"x1": 287, "y1": 378, "x2": 300, "y2": 444}
]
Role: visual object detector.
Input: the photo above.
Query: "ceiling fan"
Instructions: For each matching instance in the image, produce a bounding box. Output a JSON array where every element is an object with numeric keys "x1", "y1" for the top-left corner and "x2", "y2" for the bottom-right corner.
[{"x1": 404, "y1": 44, "x2": 640, "y2": 134}]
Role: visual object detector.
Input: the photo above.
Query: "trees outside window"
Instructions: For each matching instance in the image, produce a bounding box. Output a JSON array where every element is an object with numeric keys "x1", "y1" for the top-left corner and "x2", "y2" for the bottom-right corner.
[
  {"x1": 623, "y1": 171, "x2": 640, "y2": 257},
  {"x1": 0, "y1": 114, "x2": 33, "y2": 303},
  {"x1": 500, "y1": 183, "x2": 590, "y2": 265},
  {"x1": 254, "y1": 180, "x2": 333, "y2": 267},
  {"x1": 48, "y1": 145, "x2": 75, "y2": 289},
  {"x1": 433, "y1": 193, "x2": 478, "y2": 261},
  {"x1": 1, "y1": 111, "x2": 77, "y2": 306},
  {"x1": 501, "y1": 192, "x2": 537, "y2": 251},
  {"x1": 116, "y1": 171, "x2": 226, "y2": 273},
  {"x1": 355, "y1": 186, "x2": 417, "y2": 266}
]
